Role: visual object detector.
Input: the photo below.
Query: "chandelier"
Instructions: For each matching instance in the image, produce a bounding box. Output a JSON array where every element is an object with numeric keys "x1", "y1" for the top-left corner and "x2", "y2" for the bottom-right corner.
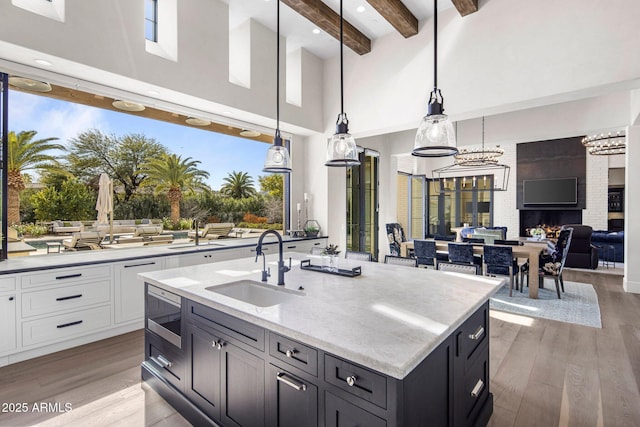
[
  {"x1": 454, "y1": 117, "x2": 503, "y2": 166},
  {"x1": 581, "y1": 131, "x2": 626, "y2": 155}
]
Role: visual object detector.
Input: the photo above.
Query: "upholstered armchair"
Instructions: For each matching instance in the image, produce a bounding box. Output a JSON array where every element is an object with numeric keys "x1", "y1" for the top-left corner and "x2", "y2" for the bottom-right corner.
[
  {"x1": 562, "y1": 224, "x2": 598, "y2": 269},
  {"x1": 386, "y1": 223, "x2": 407, "y2": 256}
]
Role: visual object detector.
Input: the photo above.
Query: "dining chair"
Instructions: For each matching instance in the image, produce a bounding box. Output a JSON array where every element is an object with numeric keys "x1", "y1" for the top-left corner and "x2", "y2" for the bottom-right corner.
[
  {"x1": 384, "y1": 255, "x2": 418, "y2": 267},
  {"x1": 483, "y1": 245, "x2": 517, "y2": 296},
  {"x1": 413, "y1": 240, "x2": 437, "y2": 268},
  {"x1": 433, "y1": 234, "x2": 455, "y2": 241},
  {"x1": 521, "y1": 228, "x2": 573, "y2": 298},
  {"x1": 345, "y1": 250, "x2": 372, "y2": 262},
  {"x1": 386, "y1": 223, "x2": 407, "y2": 256},
  {"x1": 437, "y1": 243, "x2": 480, "y2": 274},
  {"x1": 462, "y1": 237, "x2": 485, "y2": 244}
]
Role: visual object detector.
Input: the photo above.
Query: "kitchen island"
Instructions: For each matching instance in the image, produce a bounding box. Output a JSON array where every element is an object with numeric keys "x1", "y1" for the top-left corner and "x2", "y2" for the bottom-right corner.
[{"x1": 140, "y1": 253, "x2": 504, "y2": 427}]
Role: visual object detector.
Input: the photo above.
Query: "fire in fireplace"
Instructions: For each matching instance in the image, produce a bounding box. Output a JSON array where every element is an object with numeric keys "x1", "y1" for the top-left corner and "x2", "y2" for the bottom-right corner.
[{"x1": 519, "y1": 209, "x2": 583, "y2": 237}]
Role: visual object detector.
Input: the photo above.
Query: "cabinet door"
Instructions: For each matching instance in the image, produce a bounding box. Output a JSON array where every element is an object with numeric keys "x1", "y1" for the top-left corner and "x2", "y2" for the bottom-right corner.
[
  {"x1": 267, "y1": 365, "x2": 317, "y2": 427},
  {"x1": 115, "y1": 259, "x2": 164, "y2": 323},
  {"x1": 179, "y1": 252, "x2": 215, "y2": 267},
  {"x1": 221, "y1": 342, "x2": 266, "y2": 427},
  {"x1": 0, "y1": 294, "x2": 17, "y2": 354},
  {"x1": 325, "y1": 392, "x2": 385, "y2": 427},
  {"x1": 186, "y1": 325, "x2": 222, "y2": 421}
]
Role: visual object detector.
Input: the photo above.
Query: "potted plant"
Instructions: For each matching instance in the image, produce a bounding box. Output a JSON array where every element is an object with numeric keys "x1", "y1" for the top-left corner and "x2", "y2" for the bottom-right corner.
[
  {"x1": 303, "y1": 220, "x2": 321, "y2": 237},
  {"x1": 322, "y1": 244, "x2": 340, "y2": 272}
]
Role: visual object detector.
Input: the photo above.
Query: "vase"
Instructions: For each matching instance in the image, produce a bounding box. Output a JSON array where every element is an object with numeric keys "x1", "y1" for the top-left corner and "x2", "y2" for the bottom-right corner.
[{"x1": 322, "y1": 255, "x2": 339, "y2": 272}]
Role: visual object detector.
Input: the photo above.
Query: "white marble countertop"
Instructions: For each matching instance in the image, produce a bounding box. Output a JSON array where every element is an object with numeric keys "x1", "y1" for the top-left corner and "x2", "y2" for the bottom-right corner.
[
  {"x1": 139, "y1": 253, "x2": 505, "y2": 379},
  {"x1": 0, "y1": 235, "x2": 324, "y2": 274}
]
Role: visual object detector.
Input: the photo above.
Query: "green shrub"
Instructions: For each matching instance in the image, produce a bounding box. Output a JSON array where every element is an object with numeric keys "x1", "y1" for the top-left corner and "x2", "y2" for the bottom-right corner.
[
  {"x1": 162, "y1": 217, "x2": 193, "y2": 230},
  {"x1": 237, "y1": 222, "x2": 282, "y2": 231},
  {"x1": 12, "y1": 223, "x2": 49, "y2": 238},
  {"x1": 31, "y1": 179, "x2": 96, "y2": 221}
]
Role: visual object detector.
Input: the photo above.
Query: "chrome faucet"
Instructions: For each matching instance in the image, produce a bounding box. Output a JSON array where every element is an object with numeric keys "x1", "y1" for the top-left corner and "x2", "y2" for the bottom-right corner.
[{"x1": 255, "y1": 230, "x2": 290, "y2": 286}]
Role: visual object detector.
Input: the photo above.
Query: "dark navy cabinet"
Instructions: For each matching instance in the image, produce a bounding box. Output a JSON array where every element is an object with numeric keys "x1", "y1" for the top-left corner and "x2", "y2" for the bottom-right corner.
[{"x1": 143, "y1": 289, "x2": 492, "y2": 427}]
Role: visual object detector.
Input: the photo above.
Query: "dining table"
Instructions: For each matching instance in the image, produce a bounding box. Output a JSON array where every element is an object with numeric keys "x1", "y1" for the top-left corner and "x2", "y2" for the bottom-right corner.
[{"x1": 400, "y1": 239, "x2": 549, "y2": 299}]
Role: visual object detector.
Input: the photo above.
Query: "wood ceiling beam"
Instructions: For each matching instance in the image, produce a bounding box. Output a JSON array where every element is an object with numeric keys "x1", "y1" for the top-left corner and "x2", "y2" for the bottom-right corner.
[
  {"x1": 281, "y1": 0, "x2": 371, "y2": 55},
  {"x1": 451, "y1": 0, "x2": 478, "y2": 17},
  {"x1": 366, "y1": 0, "x2": 418, "y2": 38}
]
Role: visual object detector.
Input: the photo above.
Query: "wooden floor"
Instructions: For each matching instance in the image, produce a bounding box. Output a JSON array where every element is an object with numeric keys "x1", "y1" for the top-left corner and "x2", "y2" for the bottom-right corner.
[{"x1": 1, "y1": 270, "x2": 639, "y2": 427}]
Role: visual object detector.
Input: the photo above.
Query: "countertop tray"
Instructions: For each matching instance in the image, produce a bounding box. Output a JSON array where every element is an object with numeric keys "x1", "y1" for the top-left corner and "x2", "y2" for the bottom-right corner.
[{"x1": 300, "y1": 259, "x2": 361, "y2": 277}]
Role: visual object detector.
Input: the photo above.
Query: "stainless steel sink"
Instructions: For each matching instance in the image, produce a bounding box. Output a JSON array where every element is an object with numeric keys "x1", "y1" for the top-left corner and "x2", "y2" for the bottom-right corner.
[{"x1": 206, "y1": 280, "x2": 303, "y2": 307}]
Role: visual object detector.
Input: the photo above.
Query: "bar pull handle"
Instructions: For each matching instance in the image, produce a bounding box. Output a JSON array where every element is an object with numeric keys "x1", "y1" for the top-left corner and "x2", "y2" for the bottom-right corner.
[
  {"x1": 56, "y1": 294, "x2": 82, "y2": 301},
  {"x1": 469, "y1": 326, "x2": 485, "y2": 341},
  {"x1": 471, "y1": 379, "x2": 484, "y2": 398},
  {"x1": 151, "y1": 355, "x2": 172, "y2": 368},
  {"x1": 56, "y1": 273, "x2": 82, "y2": 280},
  {"x1": 276, "y1": 372, "x2": 307, "y2": 391},
  {"x1": 124, "y1": 262, "x2": 156, "y2": 268},
  {"x1": 56, "y1": 320, "x2": 83, "y2": 329},
  {"x1": 287, "y1": 245, "x2": 297, "y2": 249}
]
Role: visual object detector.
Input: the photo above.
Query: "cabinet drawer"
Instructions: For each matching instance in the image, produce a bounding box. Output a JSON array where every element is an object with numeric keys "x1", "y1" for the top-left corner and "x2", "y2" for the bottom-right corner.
[
  {"x1": 462, "y1": 349, "x2": 489, "y2": 422},
  {"x1": 457, "y1": 302, "x2": 488, "y2": 363},
  {"x1": 22, "y1": 305, "x2": 111, "y2": 347},
  {"x1": 188, "y1": 301, "x2": 265, "y2": 351},
  {"x1": 325, "y1": 391, "x2": 386, "y2": 427},
  {"x1": 22, "y1": 280, "x2": 111, "y2": 317},
  {"x1": 324, "y1": 355, "x2": 387, "y2": 409},
  {"x1": 269, "y1": 333, "x2": 318, "y2": 376},
  {"x1": 147, "y1": 332, "x2": 186, "y2": 392},
  {"x1": 269, "y1": 364, "x2": 318, "y2": 427},
  {"x1": 22, "y1": 265, "x2": 111, "y2": 289},
  {"x1": 0, "y1": 277, "x2": 16, "y2": 292}
]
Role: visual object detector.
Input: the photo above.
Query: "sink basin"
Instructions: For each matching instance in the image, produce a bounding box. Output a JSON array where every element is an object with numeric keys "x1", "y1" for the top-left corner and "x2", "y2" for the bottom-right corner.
[{"x1": 206, "y1": 280, "x2": 303, "y2": 307}]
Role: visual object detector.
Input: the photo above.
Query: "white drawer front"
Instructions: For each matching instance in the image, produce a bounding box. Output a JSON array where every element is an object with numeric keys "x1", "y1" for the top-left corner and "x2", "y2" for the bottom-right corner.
[
  {"x1": 22, "y1": 280, "x2": 111, "y2": 318},
  {"x1": 0, "y1": 277, "x2": 16, "y2": 292},
  {"x1": 22, "y1": 305, "x2": 112, "y2": 347},
  {"x1": 22, "y1": 265, "x2": 111, "y2": 289}
]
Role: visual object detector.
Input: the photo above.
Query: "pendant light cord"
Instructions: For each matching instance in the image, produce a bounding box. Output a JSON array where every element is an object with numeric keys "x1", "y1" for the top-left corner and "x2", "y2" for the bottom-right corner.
[
  {"x1": 433, "y1": 0, "x2": 438, "y2": 89},
  {"x1": 275, "y1": 0, "x2": 280, "y2": 137},
  {"x1": 340, "y1": 0, "x2": 344, "y2": 117}
]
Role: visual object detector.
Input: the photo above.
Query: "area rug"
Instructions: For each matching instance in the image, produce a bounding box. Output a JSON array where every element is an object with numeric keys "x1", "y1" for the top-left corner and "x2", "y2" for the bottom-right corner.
[{"x1": 489, "y1": 281, "x2": 602, "y2": 328}]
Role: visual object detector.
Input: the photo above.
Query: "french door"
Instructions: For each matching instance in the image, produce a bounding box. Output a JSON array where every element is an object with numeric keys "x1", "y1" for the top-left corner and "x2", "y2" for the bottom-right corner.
[{"x1": 346, "y1": 149, "x2": 379, "y2": 261}]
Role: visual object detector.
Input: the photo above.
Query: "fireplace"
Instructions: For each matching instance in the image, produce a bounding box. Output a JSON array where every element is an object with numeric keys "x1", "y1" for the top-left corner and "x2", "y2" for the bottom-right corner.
[{"x1": 519, "y1": 210, "x2": 583, "y2": 237}]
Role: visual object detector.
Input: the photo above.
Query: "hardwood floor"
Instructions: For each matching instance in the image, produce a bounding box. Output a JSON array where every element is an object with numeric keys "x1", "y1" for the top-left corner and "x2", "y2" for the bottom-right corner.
[{"x1": 1, "y1": 270, "x2": 638, "y2": 426}]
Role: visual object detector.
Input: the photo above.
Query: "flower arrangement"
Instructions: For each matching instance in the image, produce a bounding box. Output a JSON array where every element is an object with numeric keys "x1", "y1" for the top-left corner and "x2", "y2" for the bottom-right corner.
[
  {"x1": 322, "y1": 244, "x2": 341, "y2": 256},
  {"x1": 530, "y1": 227, "x2": 546, "y2": 239}
]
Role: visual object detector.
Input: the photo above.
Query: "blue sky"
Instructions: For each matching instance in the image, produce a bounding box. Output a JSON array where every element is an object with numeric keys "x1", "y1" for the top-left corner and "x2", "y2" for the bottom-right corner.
[{"x1": 9, "y1": 91, "x2": 270, "y2": 190}]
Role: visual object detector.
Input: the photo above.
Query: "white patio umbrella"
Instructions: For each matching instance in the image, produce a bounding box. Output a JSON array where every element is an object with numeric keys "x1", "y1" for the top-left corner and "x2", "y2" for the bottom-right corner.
[{"x1": 96, "y1": 173, "x2": 114, "y2": 242}]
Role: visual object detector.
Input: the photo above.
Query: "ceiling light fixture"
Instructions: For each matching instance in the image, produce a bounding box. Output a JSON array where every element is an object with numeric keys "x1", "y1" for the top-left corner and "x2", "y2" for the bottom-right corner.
[
  {"x1": 34, "y1": 59, "x2": 53, "y2": 66},
  {"x1": 185, "y1": 117, "x2": 211, "y2": 126},
  {"x1": 357, "y1": 5, "x2": 366, "y2": 13},
  {"x1": 454, "y1": 117, "x2": 504, "y2": 166},
  {"x1": 325, "y1": 0, "x2": 360, "y2": 167},
  {"x1": 312, "y1": 28, "x2": 321, "y2": 34},
  {"x1": 581, "y1": 131, "x2": 626, "y2": 155},
  {"x1": 241, "y1": 129, "x2": 261, "y2": 137},
  {"x1": 412, "y1": 0, "x2": 457, "y2": 157},
  {"x1": 263, "y1": 0, "x2": 292, "y2": 173},
  {"x1": 8, "y1": 76, "x2": 52, "y2": 92},
  {"x1": 112, "y1": 100, "x2": 145, "y2": 112}
]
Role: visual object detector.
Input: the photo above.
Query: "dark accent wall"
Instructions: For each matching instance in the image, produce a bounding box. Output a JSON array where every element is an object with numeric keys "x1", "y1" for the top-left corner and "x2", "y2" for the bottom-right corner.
[{"x1": 516, "y1": 137, "x2": 586, "y2": 210}]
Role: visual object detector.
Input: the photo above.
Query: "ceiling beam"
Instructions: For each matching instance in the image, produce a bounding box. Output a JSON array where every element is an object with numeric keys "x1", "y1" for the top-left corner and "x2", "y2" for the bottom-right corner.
[
  {"x1": 281, "y1": 0, "x2": 371, "y2": 55},
  {"x1": 451, "y1": 0, "x2": 478, "y2": 17},
  {"x1": 366, "y1": 0, "x2": 418, "y2": 38}
]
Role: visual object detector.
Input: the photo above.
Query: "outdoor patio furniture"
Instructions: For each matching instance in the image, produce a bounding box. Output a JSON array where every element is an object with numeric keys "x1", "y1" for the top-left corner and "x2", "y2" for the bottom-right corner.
[
  {"x1": 188, "y1": 223, "x2": 235, "y2": 240},
  {"x1": 63, "y1": 231, "x2": 105, "y2": 251},
  {"x1": 52, "y1": 220, "x2": 84, "y2": 234}
]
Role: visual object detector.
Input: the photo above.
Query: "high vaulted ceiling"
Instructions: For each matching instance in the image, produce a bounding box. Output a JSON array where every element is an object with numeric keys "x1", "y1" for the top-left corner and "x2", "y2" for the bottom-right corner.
[{"x1": 229, "y1": 0, "x2": 477, "y2": 58}]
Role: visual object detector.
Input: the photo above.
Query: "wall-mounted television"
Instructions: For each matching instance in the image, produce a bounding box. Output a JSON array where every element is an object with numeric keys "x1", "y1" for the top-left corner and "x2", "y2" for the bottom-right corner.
[{"x1": 523, "y1": 177, "x2": 577, "y2": 205}]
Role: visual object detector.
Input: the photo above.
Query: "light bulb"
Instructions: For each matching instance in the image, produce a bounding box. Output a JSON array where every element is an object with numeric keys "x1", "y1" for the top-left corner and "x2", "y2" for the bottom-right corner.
[
  {"x1": 427, "y1": 119, "x2": 444, "y2": 143},
  {"x1": 272, "y1": 151, "x2": 283, "y2": 163},
  {"x1": 336, "y1": 136, "x2": 347, "y2": 155}
]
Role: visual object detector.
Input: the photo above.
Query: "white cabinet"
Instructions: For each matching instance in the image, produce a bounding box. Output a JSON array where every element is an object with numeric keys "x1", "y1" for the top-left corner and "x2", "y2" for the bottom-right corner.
[
  {"x1": 114, "y1": 258, "x2": 164, "y2": 324},
  {"x1": 22, "y1": 280, "x2": 111, "y2": 318},
  {"x1": 177, "y1": 251, "x2": 216, "y2": 267},
  {"x1": 0, "y1": 293, "x2": 17, "y2": 355},
  {"x1": 285, "y1": 238, "x2": 327, "y2": 254}
]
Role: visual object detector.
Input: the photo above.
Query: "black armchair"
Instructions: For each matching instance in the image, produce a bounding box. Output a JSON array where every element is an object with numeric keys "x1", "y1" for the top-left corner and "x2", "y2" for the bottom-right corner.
[{"x1": 562, "y1": 224, "x2": 598, "y2": 269}]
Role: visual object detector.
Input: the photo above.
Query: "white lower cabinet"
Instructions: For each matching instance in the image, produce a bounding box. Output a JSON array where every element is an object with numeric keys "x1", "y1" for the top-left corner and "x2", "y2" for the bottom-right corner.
[
  {"x1": 22, "y1": 280, "x2": 111, "y2": 318},
  {"x1": 22, "y1": 305, "x2": 112, "y2": 347},
  {"x1": 114, "y1": 258, "x2": 164, "y2": 324},
  {"x1": 0, "y1": 293, "x2": 17, "y2": 355}
]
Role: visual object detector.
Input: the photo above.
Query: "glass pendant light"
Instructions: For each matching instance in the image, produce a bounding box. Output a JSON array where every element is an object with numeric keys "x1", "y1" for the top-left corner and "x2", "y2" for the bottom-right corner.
[
  {"x1": 263, "y1": 0, "x2": 292, "y2": 173},
  {"x1": 412, "y1": 0, "x2": 457, "y2": 157},
  {"x1": 325, "y1": 0, "x2": 360, "y2": 167}
]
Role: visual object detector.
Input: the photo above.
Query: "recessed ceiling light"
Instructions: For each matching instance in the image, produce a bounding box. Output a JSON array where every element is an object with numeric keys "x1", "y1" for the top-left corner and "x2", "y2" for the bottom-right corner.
[
  {"x1": 312, "y1": 28, "x2": 321, "y2": 35},
  {"x1": 34, "y1": 59, "x2": 53, "y2": 66},
  {"x1": 185, "y1": 117, "x2": 211, "y2": 126},
  {"x1": 147, "y1": 90, "x2": 160, "y2": 96},
  {"x1": 222, "y1": 111, "x2": 232, "y2": 115},
  {"x1": 8, "y1": 76, "x2": 52, "y2": 92},
  {"x1": 356, "y1": 5, "x2": 366, "y2": 13},
  {"x1": 112, "y1": 100, "x2": 146, "y2": 112},
  {"x1": 239, "y1": 129, "x2": 261, "y2": 137}
]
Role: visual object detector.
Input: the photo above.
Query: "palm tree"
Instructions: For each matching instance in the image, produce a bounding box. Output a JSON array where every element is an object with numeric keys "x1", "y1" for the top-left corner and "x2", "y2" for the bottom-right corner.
[
  {"x1": 141, "y1": 154, "x2": 210, "y2": 223},
  {"x1": 220, "y1": 171, "x2": 256, "y2": 199},
  {"x1": 7, "y1": 131, "x2": 65, "y2": 224}
]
